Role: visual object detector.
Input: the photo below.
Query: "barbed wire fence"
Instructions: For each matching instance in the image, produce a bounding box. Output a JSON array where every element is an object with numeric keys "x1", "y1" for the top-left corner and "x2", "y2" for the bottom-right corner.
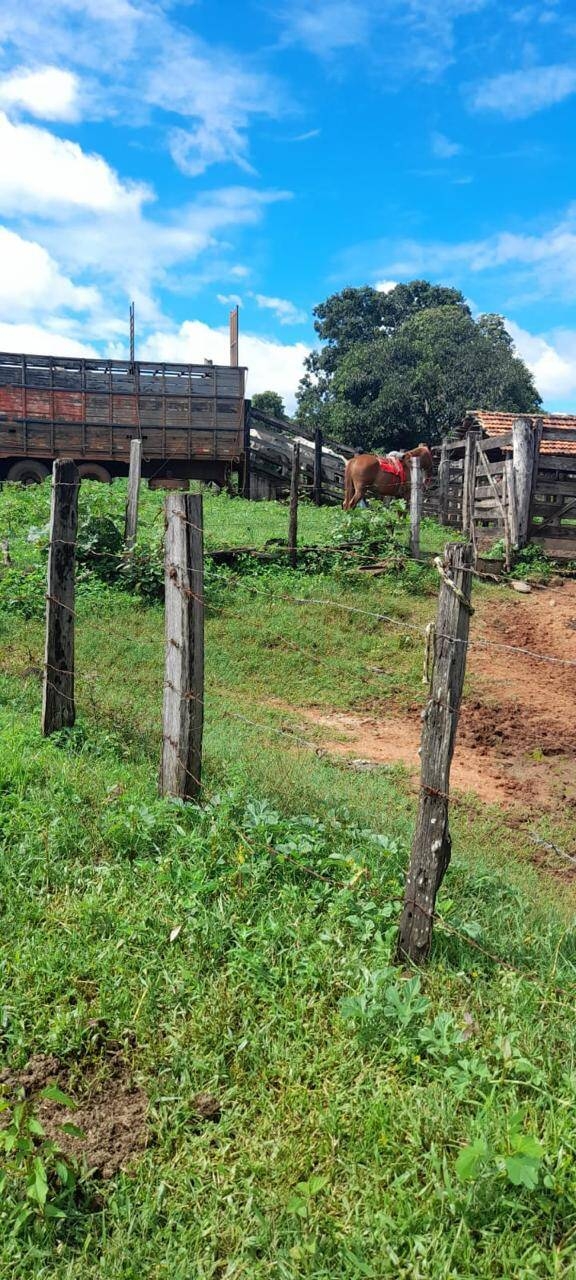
[{"x1": 3, "y1": 454, "x2": 576, "y2": 981}]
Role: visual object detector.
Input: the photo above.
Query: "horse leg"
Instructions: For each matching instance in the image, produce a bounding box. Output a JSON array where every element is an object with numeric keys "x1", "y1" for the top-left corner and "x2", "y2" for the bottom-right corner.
[{"x1": 348, "y1": 484, "x2": 368, "y2": 511}]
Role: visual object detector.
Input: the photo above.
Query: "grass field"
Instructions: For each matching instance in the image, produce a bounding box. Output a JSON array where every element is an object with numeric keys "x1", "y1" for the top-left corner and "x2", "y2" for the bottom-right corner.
[{"x1": 1, "y1": 479, "x2": 576, "y2": 1278}]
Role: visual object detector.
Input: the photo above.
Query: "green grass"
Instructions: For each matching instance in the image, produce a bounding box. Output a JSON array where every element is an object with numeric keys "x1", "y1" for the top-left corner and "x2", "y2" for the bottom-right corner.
[{"x1": 1, "y1": 480, "x2": 576, "y2": 1278}]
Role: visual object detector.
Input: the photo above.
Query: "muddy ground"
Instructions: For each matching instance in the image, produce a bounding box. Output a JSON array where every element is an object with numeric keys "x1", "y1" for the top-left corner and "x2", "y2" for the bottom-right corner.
[{"x1": 275, "y1": 580, "x2": 576, "y2": 820}]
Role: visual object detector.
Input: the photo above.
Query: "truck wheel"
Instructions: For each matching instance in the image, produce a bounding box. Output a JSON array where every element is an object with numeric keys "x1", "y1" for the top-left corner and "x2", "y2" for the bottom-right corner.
[
  {"x1": 77, "y1": 463, "x2": 112, "y2": 482},
  {"x1": 6, "y1": 460, "x2": 50, "y2": 484}
]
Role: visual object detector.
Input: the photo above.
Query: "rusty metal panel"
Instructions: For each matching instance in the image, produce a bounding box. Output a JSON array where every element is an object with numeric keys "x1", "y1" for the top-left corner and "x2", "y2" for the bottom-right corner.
[{"x1": 0, "y1": 352, "x2": 246, "y2": 463}]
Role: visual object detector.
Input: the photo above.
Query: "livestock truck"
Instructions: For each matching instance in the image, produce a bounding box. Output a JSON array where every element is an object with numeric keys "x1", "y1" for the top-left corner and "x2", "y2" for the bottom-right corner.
[{"x1": 0, "y1": 352, "x2": 247, "y2": 487}]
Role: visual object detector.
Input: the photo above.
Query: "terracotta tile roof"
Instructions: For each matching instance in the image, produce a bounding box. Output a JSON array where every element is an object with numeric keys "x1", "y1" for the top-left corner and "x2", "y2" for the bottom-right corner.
[{"x1": 467, "y1": 410, "x2": 576, "y2": 456}]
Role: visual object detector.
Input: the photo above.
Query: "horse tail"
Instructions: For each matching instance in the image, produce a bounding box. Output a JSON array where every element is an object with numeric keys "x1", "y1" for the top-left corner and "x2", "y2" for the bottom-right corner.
[{"x1": 343, "y1": 459, "x2": 355, "y2": 510}]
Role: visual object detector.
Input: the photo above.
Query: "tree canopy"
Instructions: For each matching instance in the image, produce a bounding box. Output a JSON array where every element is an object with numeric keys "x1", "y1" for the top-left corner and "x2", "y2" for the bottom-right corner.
[
  {"x1": 251, "y1": 390, "x2": 287, "y2": 420},
  {"x1": 296, "y1": 281, "x2": 541, "y2": 451}
]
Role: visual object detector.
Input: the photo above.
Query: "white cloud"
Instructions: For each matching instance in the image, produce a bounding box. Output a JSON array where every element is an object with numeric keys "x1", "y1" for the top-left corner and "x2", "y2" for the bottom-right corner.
[
  {"x1": 0, "y1": 66, "x2": 80, "y2": 121},
  {"x1": 280, "y1": 2, "x2": 372, "y2": 55},
  {"x1": 507, "y1": 320, "x2": 576, "y2": 405},
  {"x1": 0, "y1": 112, "x2": 150, "y2": 215},
  {"x1": 471, "y1": 64, "x2": 576, "y2": 118},
  {"x1": 252, "y1": 293, "x2": 307, "y2": 325},
  {"x1": 147, "y1": 44, "x2": 282, "y2": 177},
  {"x1": 375, "y1": 279, "x2": 398, "y2": 293},
  {"x1": 0, "y1": 1, "x2": 146, "y2": 77},
  {"x1": 364, "y1": 205, "x2": 576, "y2": 303},
  {"x1": 36, "y1": 187, "x2": 290, "y2": 322},
  {"x1": 217, "y1": 293, "x2": 243, "y2": 306},
  {"x1": 430, "y1": 130, "x2": 462, "y2": 158},
  {"x1": 291, "y1": 128, "x2": 321, "y2": 141},
  {"x1": 0, "y1": 2, "x2": 284, "y2": 176},
  {"x1": 168, "y1": 124, "x2": 256, "y2": 179},
  {"x1": 278, "y1": 0, "x2": 490, "y2": 77},
  {"x1": 0, "y1": 322, "x2": 98, "y2": 357},
  {"x1": 0, "y1": 226, "x2": 99, "y2": 317},
  {"x1": 139, "y1": 320, "x2": 310, "y2": 413}
]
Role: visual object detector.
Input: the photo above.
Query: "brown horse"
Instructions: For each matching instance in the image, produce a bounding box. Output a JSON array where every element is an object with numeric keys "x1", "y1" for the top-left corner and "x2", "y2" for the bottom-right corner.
[{"x1": 343, "y1": 444, "x2": 434, "y2": 511}]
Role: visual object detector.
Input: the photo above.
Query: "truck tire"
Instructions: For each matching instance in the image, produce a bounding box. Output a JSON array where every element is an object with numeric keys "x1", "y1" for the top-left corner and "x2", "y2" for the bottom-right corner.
[
  {"x1": 6, "y1": 460, "x2": 50, "y2": 484},
  {"x1": 77, "y1": 463, "x2": 112, "y2": 483}
]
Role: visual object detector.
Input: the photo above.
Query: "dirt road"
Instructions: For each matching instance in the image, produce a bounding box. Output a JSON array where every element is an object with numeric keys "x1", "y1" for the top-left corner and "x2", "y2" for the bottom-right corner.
[{"x1": 278, "y1": 580, "x2": 576, "y2": 815}]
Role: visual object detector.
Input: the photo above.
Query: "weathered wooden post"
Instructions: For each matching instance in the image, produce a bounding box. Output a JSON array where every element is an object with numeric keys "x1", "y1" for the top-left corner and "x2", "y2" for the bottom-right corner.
[
  {"x1": 396, "y1": 542, "x2": 474, "y2": 965},
  {"x1": 288, "y1": 441, "x2": 300, "y2": 568},
  {"x1": 124, "y1": 438, "x2": 142, "y2": 551},
  {"x1": 462, "y1": 430, "x2": 479, "y2": 539},
  {"x1": 438, "y1": 440, "x2": 450, "y2": 526},
  {"x1": 242, "y1": 399, "x2": 252, "y2": 500},
  {"x1": 160, "y1": 492, "x2": 204, "y2": 801},
  {"x1": 229, "y1": 304, "x2": 239, "y2": 368},
  {"x1": 504, "y1": 459, "x2": 519, "y2": 549},
  {"x1": 512, "y1": 417, "x2": 535, "y2": 549},
  {"x1": 313, "y1": 428, "x2": 323, "y2": 506},
  {"x1": 42, "y1": 458, "x2": 79, "y2": 735},
  {"x1": 502, "y1": 467, "x2": 512, "y2": 572},
  {"x1": 409, "y1": 455, "x2": 422, "y2": 559}
]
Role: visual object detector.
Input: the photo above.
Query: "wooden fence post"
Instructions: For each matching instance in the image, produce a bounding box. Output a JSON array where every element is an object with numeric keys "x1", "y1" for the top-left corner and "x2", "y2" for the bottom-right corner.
[
  {"x1": 124, "y1": 438, "x2": 142, "y2": 551},
  {"x1": 409, "y1": 456, "x2": 422, "y2": 559},
  {"x1": 313, "y1": 428, "x2": 323, "y2": 506},
  {"x1": 288, "y1": 441, "x2": 300, "y2": 568},
  {"x1": 242, "y1": 400, "x2": 252, "y2": 499},
  {"x1": 502, "y1": 467, "x2": 513, "y2": 573},
  {"x1": 396, "y1": 542, "x2": 474, "y2": 965},
  {"x1": 505, "y1": 459, "x2": 519, "y2": 548},
  {"x1": 462, "y1": 431, "x2": 478, "y2": 539},
  {"x1": 528, "y1": 417, "x2": 543, "y2": 544},
  {"x1": 438, "y1": 440, "x2": 450, "y2": 526},
  {"x1": 42, "y1": 459, "x2": 79, "y2": 736},
  {"x1": 512, "y1": 417, "x2": 535, "y2": 548},
  {"x1": 160, "y1": 492, "x2": 204, "y2": 801}
]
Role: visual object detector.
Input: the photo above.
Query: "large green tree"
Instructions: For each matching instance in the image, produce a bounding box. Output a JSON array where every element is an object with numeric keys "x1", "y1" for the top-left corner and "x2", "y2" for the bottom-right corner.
[
  {"x1": 251, "y1": 390, "x2": 288, "y2": 420},
  {"x1": 296, "y1": 283, "x2": 540, "y2": 450}
]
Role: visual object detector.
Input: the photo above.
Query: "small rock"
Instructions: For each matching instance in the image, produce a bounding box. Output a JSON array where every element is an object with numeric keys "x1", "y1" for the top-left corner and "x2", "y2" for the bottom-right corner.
[{"x1": 511, "y1": 580, "x2": 531, "y2": 594}]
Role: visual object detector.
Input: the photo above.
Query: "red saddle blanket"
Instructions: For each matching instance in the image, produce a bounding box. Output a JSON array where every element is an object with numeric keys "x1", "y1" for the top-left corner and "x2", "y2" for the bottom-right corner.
[{"x1": 378, "y1": 455, "x2": 407, "y2": 485}]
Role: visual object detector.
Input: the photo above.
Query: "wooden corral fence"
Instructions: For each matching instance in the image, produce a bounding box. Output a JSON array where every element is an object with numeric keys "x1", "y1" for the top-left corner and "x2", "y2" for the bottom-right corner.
[
  {"x1": 247, "y1": 406, "x2": 351, "y2": 505},
  {"x1": 424, "y1": 416, "x2": 576, "y2": 560}
]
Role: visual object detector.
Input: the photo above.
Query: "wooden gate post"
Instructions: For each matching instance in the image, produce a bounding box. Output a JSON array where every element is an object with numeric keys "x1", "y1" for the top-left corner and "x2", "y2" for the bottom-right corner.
[
  {"x1": 288, "y1": 441, "x2": 300, "y2": 568},
  {"x1": 396, "y1": 542, "x2": 474, "y2": 965},
  {"x1": 512, "y1": 417, "x2": 535, "y2": 548},
  {"x1": 313, "y1": 428, "x2": 323, "y2": 506},
  {"x1": 160, "y1": 492, "x2": 204, "y2": 801},
  {"x1": 438, "y1": 440, "x2": 450, "y2": 526},
  {"x1": 409, "y1": 456, "x2": 422, "y2": 559},
  {"x1": 462, "y1": 430, "x2": 479, "y2": 538},
  {"x1": 42, "y1": 459, "x2": 79, "y2": 735},
  {"x1": 124, "y1": 438, "x2": 142, "y2": 551},
  {"x1": 504, "y1": 457, "x2": 519, "y2": 557}
]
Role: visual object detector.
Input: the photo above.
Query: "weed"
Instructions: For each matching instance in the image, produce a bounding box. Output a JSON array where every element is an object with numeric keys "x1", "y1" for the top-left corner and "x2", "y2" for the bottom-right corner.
[{"x1": 0, "y1": 1086, "x2": 85, "y2": 1233}]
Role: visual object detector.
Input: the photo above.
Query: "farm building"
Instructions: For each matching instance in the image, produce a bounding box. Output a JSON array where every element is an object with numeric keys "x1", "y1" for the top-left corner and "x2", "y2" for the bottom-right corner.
[
  {"x1": 462, "y1": 409, "x2": 576, "y2": 457},
  {"x1": 423, "y1": 409, "x2": 576, "y2": 558}
]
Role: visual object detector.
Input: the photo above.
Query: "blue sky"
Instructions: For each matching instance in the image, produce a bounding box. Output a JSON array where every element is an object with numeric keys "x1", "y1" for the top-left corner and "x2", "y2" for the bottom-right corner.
[{"x1": 0, "y1": 0, "x2": 575, "y2": 411}]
